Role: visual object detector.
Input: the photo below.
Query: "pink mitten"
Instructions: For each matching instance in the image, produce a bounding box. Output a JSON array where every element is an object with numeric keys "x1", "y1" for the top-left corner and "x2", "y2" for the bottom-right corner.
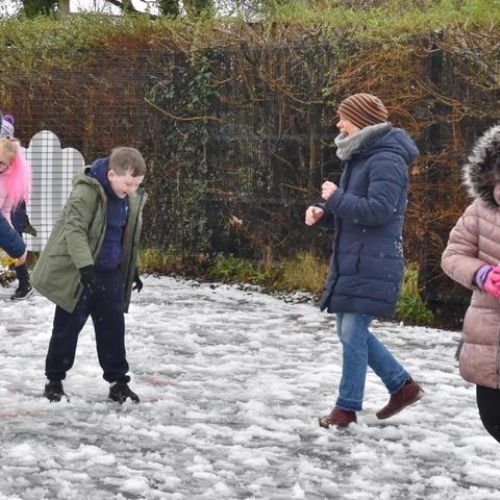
[{"x1": 484, "y1": 266, "x2": 500, "y2": 298}]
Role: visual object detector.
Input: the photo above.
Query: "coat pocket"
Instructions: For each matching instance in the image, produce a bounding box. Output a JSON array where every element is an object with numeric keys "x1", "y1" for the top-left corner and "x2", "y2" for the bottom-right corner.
[{"x1": 338, "y1": 241, "x2": 362, "y2": 275}]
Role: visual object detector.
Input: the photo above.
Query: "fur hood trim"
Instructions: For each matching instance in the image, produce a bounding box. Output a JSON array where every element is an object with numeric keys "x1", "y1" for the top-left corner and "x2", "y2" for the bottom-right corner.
[{"x1": 462, "y1": 125, "x2": 500, "y2": 207}]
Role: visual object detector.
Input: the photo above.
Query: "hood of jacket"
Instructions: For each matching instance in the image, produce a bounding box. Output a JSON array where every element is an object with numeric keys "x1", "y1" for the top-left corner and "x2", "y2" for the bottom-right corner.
[
  {"x1": 72, "y1": 165, "x2": 105, "y2": 197},
  {"x1": 89, "y1": 157, "x2": 122, "y2": 200},
  {"x1": 462, "y1": 125, "x2": 500, "y2": 208},
  {"x1": 355, "y1": 126, "x2": 419, "y2": 165}
]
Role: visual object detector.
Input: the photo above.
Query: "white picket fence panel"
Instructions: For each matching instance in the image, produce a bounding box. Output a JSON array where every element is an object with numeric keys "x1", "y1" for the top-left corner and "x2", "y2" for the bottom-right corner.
[{"x1": 22, "y1": 131, "x2": 85, "y2": 251}]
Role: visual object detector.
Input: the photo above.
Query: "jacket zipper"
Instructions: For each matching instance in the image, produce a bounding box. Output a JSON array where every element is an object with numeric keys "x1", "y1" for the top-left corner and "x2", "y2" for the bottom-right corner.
[
  {"x1": 125, "y1": 190, "x2": 145, "y2": 286},
  {"x1": 331, "y1": 160, "x2": 349, "y2": 294},
  {"x1": 73, "y1": 191, "x2": 107, "y2": 297}
]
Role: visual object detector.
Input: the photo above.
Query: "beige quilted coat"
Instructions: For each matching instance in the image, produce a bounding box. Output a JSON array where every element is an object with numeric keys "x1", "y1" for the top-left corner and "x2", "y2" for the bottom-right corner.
[{"x1": 441, "y1": 125, "x2": 500, "y2": 389}]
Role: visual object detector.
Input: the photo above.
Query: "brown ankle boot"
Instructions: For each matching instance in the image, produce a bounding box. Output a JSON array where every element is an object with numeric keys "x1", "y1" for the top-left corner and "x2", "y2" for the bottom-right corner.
[
  {"x1": 376, "y1": 379, "x2": 423, "y2": 420},
  {"x1": 319, "y1": 406, "x2": 357, "y2": 428}
]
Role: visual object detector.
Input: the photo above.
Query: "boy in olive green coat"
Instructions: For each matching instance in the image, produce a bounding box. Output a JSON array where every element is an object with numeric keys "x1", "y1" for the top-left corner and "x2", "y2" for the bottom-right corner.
[{"x1": 31, "y1": 147, "x2": 147, "y2": 403}]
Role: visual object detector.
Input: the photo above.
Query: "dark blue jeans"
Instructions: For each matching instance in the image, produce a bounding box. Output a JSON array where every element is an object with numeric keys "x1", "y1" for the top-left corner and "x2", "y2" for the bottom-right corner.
[
  {"x1": 11, "y1": 202, "x2": 30, "y2": 288},
  {"x1": 45, "y1": 268, "x2": 130, "y2": 383},
  {"x1": 11, "y1": 201, "x2": 27, "y2": 234}
]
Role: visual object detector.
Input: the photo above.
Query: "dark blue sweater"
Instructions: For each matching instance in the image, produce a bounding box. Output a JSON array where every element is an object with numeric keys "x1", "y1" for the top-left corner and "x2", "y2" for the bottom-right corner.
[{"x1": 90, "y1": 158, "x2": 129, "y2": 271}]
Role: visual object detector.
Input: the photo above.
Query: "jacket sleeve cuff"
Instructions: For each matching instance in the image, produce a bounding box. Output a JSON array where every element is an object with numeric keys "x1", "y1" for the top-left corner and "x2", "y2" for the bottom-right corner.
[
  {"x1": 474, "y1": 264, "x2": 493, "y2": 290},
  {"x1": 325, "y1": 188, "x2": 343, "y2": 213}
]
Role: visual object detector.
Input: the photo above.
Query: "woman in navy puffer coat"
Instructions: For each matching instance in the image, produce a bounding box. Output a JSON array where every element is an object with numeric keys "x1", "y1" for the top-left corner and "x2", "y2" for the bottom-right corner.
[{"x1": 305, "y1": 94, "x2": 423, "y2": 429}]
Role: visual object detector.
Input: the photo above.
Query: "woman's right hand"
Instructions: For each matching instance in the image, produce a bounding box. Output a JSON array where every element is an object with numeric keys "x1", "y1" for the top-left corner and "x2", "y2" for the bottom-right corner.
[{"x1": 305, "y1": 206, "x2": 324, "y2": 226}]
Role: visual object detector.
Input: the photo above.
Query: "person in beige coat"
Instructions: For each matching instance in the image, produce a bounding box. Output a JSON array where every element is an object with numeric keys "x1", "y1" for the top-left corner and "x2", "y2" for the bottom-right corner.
[{"x1": 441, "y1": 124, "x2": 500, "y2": 443}]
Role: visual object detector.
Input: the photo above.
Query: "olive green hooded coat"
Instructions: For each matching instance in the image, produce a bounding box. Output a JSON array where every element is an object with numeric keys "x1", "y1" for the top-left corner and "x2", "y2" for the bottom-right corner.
[{"x1": 31, "y1": 168, "x2": 147, "y2": 313}]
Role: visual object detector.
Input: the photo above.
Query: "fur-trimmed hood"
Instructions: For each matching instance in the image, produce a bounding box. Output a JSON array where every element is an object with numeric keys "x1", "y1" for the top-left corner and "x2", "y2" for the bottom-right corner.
[{"x1": 462, "y1": 125, "x2": 500, "y2": 207}]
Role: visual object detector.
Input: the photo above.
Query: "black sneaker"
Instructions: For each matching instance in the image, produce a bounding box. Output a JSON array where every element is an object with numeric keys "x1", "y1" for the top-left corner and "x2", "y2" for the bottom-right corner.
[
  {"x1": 11, "y1": 284, "x2": 34, "y2": 301},
  {"x1": 44, "y1": 380, "x2": 65, "y2": 402},
  {"x1": 109, "y1": 381, "x2": 140, "y2": 404}
]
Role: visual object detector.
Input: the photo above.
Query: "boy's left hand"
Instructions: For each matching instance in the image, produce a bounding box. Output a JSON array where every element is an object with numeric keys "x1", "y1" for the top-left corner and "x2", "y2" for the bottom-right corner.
[{"x1": 132, "y1": 271, "x2": 143, "y2": 292}]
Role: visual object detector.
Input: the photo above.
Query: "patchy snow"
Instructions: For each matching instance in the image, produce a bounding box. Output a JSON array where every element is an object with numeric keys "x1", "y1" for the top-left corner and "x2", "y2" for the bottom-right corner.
[{"x1": 0, "y1": 275, "x2": 498, "y2": 499}]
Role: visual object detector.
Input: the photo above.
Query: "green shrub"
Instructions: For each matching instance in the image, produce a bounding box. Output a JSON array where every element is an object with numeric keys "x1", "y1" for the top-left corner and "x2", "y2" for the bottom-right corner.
[
  {"x1": 276, "y1": 252, "x2": 328, "y2": 294},
  {"x1": 397, "y1": 262, "x2": 435, "y2": 325},
  {"x1": 272, "y1": 0, "x2": 498, "y2": 37},
  {"x1": 139, "y1": 248, "x2": 183, "y2": 273},
  {"x1": 208, "y1": 254, "x2": 280, "y2": 285}
]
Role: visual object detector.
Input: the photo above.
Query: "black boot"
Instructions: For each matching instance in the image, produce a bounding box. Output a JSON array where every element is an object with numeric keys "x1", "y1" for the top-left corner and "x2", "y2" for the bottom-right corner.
[
  {"x1": 44, "y1": 380, "x2": 65, "y2": 402},
  {"x1": 109, "y1": 381, "x2": 140, "y2": 404},
  {"x1": 11, "y1": 284, "x2": 34, "y2": 301},
  {"x1": 11, "y1": 264, "x2": 33, "y2": 301}
]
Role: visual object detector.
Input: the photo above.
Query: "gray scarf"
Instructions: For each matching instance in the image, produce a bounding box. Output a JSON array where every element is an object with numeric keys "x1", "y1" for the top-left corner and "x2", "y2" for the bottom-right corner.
[{"x1": 334, "y1": 122, "x2": 391, "y2": 160}]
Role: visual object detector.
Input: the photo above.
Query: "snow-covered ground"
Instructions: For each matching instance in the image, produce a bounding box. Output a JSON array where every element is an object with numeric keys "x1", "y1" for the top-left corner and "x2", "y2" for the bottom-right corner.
[{"x1": 0, "y1": 276, "x2": 498, "y2": 500}]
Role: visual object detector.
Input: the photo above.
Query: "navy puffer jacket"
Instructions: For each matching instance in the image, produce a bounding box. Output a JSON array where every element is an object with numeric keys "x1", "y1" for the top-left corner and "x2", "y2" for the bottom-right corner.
[
  {"x1": 0, "y1": 212, "x2": 26, "y2": 258},
  {"x1": 319, "y1": 127, "x2": 418, "y2": 317}
]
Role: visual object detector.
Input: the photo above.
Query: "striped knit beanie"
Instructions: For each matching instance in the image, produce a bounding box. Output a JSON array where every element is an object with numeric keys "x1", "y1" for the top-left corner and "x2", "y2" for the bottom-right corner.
[{"x1": 338, "y1": 93, "x2": 388, "y2": 129}]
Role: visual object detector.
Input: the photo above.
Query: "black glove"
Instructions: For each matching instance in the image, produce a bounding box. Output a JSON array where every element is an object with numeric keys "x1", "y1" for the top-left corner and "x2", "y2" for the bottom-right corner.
[
  {"x1": 24, "y1": 214, "x2": 37, "y2": 237},
  {"x1": 79, "y1": 265, "x2": 105, "y2": 295},
  {"x1": 132, "y1": 270, "x2": 143, "y2": 292}
]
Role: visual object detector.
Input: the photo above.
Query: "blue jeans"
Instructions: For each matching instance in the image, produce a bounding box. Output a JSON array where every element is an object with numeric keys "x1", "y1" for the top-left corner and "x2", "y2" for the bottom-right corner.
[{"x1": 335, "y1": 312, "x2": 409, "y2": 411}]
